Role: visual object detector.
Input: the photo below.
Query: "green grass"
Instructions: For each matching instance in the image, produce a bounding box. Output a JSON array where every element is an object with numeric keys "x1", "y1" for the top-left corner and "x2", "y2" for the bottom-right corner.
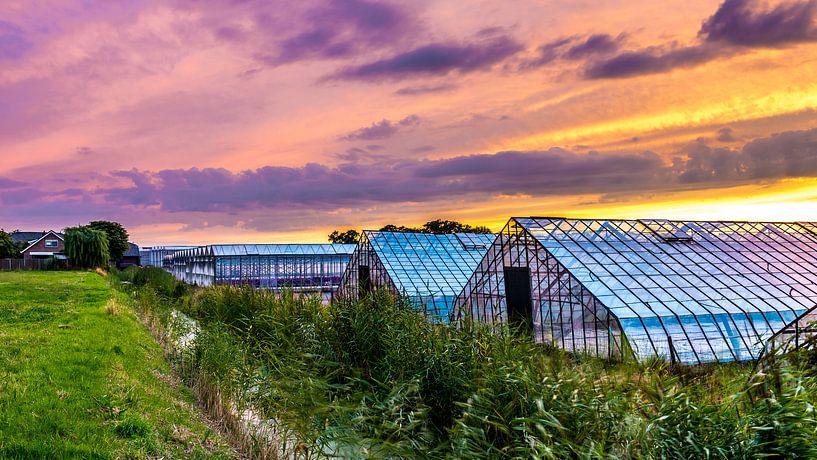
[{"x1": 0, "y1": 271, "x2": 235, "y2": 459}]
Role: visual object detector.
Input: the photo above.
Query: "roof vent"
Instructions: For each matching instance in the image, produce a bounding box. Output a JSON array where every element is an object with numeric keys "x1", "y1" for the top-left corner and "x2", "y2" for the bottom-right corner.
[
  {"x1": 639, "y1": 219, "x2": 694, "y2": 243},
  {"x1": 455, "y1": 233, "x2": 488, "y2": 251}
]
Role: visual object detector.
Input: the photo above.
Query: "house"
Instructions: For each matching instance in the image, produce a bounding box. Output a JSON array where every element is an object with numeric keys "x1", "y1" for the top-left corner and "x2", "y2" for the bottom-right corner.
[
  {"x1": 14, "y1": 230, "x2": 66, "y2": 261},
  {"x1": 118, "y1": 242, "x2": 141, "y2": 268}
]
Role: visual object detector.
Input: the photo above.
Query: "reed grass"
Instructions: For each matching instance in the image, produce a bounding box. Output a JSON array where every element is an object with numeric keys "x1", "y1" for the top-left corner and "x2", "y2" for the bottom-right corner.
[{"x1": 114, "y1": 267, "x2": 817, "y2": 459}]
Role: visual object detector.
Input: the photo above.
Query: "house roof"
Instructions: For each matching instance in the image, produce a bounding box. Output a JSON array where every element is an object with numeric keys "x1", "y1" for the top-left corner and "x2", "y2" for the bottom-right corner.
[
  {"x1": 11, "y1": 231, "x2": 64, "y2": 244},
  {"x1": 123, "y1": 242, "x2": 141, "y2": 258},
  {"x1": 20, "y1": 230, "x2": 64, "y2": 253}
]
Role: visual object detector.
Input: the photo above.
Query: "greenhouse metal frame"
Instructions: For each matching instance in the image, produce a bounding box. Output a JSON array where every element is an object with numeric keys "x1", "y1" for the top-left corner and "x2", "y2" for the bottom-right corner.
[
  {"x1": 339, "y1": 231, "x2": 495, "y2": 320},
  {"x1": 454, "y1": 218, "x2": 817, "y2": 364},
  {"x1": 166, "y1": 244, "x2": 356, "y2": 293},
  {"x1": 140, "y1": 246, "x2": 198, "y2": 267}
]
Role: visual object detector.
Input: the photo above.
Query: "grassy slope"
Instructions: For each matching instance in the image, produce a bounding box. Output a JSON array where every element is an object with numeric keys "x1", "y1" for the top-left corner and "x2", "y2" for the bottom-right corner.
[{"x1": 0, "y1": 271, "x2": 235, "y2": 459}]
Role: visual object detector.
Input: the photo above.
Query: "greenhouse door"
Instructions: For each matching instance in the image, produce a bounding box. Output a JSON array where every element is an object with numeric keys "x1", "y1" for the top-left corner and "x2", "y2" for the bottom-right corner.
[
  {"x1": 358, "y1": 265, "x2": 371, "y2": 296},
  {"x1": 504, "y1": 267, "x2": 533, "y2": 334}
]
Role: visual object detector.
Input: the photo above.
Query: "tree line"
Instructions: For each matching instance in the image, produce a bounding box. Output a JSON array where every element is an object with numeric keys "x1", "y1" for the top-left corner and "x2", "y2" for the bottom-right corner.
[
  {"x1": 328, "y1": 219, "x2": 492, "y2": 244},
  {"x1": 0, "y1": 220, "x2": 130, "y2": 268}
]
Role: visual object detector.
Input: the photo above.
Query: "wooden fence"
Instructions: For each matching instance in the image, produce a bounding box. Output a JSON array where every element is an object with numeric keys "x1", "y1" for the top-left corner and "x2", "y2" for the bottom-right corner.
[{"x1": 0, "y1": 259, "x2": 51, "y2": 270}]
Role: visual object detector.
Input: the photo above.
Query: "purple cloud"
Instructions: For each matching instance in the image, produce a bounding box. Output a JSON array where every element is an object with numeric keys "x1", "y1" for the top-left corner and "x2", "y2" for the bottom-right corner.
[
  {"x1": 700, "y1": 0, "x2": 817, "y2": 46},
  {"x1": 585, "y1": 44, "x2": 719, "y2": 79},
  {"x1": 255, "y1": 0, "x2": 417, "y2": 65},
  {"x1": 95, "y1": 127, "x2": 817, "y2": 213},
  {"x1": 99, "y1": 148, "x2": 666, "y2": 213},
  {"x1": 676, "y1": 128, "x2": 817, "y2": 182},
  {"x1": 330, "y1": 36, "x2": 523, "y2": 81},
  {"x1": 341, "y1": 114, "x2": 420, "y2": 141},
  {"x1": 522, "y1": 34, "x2": 623, "y2": 69},
  {"x1": 585, "y1": 0, "x2": 817, "y2": 79},
  {"x1": 564, "y1": 34, "x2": 623, "y2": 59},
  {"x1": 4, "y1": 127, "x2": 817, "y2": 233},
  {"x1": 394, "y1": 83, "x2": 458, "y2": 96},
  {"x1": 0, "y1": 177, "x2": 25, "y2": 189},
  {"x1": 0, "y1": 21, "x2": 31, "y2": 60},
  {"x1": 717, "y1": 127, "x2": 738, "y2": 142}
]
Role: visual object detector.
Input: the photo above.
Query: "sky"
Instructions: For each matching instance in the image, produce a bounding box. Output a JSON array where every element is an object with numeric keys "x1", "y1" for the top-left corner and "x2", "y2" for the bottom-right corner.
[{"x1": 2, "y1": 0, "x2": 817, "y2": 245}]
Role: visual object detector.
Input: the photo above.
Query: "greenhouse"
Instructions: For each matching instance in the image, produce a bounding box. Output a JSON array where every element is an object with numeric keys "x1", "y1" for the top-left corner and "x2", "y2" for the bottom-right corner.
[
  {"x1": 140, "y1": 246, "x2": 198, "y2": 267},
  {"x1": 339, "y1": 231, "x2": 495, "y2": 320},
  {"x1": 454, "y1": 218, "x2": 817, "y2": 364},
  {"x1": 166, "y1": 244, "x2": 356, "y2": 296}
]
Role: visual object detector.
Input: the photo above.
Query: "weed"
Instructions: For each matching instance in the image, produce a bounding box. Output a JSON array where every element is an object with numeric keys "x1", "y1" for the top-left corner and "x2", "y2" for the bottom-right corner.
[{"x1": 114, "y1": 415, "x2": 153, "y2": 439}]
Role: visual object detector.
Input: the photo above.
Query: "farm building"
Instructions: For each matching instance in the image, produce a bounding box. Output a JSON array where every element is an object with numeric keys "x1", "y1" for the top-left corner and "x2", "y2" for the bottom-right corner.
[
  {"x1": 165, "y1": 244, "x2": 356, "y2": 296},
  {"x1": 453, "y1": 218, "x2": 817, "y2": 365},
  {"x1": 117, "y1": 243, "x2": 142, "y2": 268},
  {"x1": 338, "y1": 231, "x2": 495, "y2": 320}
]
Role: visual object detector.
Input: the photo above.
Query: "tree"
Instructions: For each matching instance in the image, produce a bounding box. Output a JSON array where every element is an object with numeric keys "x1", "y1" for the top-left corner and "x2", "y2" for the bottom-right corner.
[
  {"x1": 64, "y1": 226, "x2": 110, "y2": 268},
  {"x1": 379, "y1": 224, "x2": 422, "y2": 233},
  {"x1": 87, "y1": 221, "x2": 129, "y2": 261},
  {"x1": 467, "y1": 225, "x2": 493, "y2": 234},
  {"x1": 0, "y1": 230, "x2": 18, "y2": 258},
  {"x1": 328, "y1": 229, "x2": 361, "y2": 244},
  {"x1": 329, "y1": 219, "x2": 493, "y2": 242},
  {"x1": 422, "y1": 219, "x2": 493, "y2": 234}
]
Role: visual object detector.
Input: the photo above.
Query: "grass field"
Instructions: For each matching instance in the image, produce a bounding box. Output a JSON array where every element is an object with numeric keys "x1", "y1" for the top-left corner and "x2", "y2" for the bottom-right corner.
[{"x1": 0, "y1": 271, "x2": 236, "y2": 459}]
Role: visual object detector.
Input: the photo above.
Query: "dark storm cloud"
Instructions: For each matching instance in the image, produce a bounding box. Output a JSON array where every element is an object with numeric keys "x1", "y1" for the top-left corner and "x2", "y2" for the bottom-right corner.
[
  {"x1": 341, "y1": 114, "x2": 420, "y2": 141},
  {"x1": 586, "y1": 0, "x2": 817, "y2": 79},
  {"x1": 330, "y1": 36, "x2": 523, "y2": 80}
]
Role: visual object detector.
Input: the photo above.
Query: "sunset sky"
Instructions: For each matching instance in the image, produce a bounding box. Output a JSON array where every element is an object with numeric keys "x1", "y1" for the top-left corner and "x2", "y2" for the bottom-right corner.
[{"x1": 2, "y1": 0, "x2": 817, "y2": 245}]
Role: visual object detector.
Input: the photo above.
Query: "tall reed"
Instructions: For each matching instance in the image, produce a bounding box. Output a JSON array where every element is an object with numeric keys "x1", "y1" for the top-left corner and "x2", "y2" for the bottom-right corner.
[{"x1": 114, "y1": 268, "x2": 817, "y2": 459}]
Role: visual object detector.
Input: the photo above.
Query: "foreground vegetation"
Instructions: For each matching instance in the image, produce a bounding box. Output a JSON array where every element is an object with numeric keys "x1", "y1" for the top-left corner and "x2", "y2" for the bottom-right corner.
[
  {"x1": 115, "y1": 267, "x2": 817, "y2": 459},
  {"x1": 0, "y1": 271, "x2": 235, "y2": 459}
]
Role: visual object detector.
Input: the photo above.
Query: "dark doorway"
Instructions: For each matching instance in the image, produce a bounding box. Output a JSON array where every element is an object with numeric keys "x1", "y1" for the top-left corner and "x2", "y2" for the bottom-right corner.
[
  {"x1": 358, "y1": 265, "x2": 371, "y2": 297},
  {"x1": 504, "y1": 267, "x2": 533, "y2": 334}
]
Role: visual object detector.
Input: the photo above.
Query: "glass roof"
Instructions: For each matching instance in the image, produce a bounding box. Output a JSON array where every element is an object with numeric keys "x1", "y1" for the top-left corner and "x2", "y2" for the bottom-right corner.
[
  {"x1": 515, "y1": 218, "x2": 817, "y2": 363},
  {"x1": 366, "y1": 231, "x2": 495, "y2": 317},
  {"x1": 205, "y1": 244, "x2": 357, "y2": 256}
]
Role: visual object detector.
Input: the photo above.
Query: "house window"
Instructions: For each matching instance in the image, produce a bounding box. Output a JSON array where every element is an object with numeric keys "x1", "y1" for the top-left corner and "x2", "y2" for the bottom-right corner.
[{"x1": 44, "y1": 240, "x2": 59, "y2": 248}]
